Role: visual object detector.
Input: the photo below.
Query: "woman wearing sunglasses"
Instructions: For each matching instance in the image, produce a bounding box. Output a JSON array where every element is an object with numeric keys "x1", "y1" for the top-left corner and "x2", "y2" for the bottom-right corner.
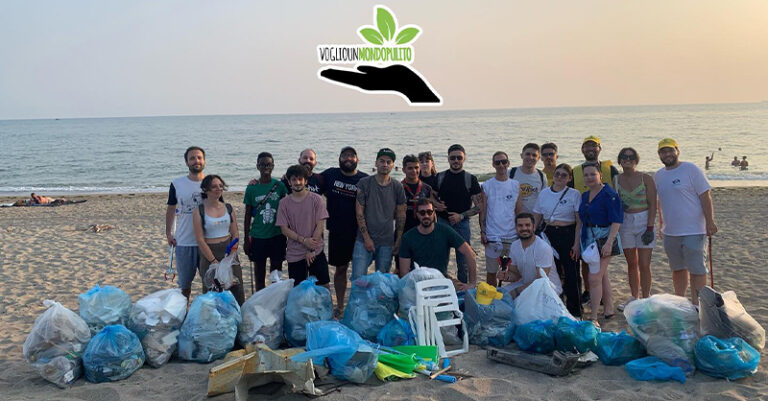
[{"x1": 615, "y1": 147, "x2": 657, "y2": 311}]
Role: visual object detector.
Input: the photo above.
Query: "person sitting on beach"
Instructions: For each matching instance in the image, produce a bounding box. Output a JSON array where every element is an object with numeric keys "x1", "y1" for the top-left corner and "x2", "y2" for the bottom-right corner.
[
  {"x1": 398, "y1": 198, "x2": 478, "y2": 291},
  {"x1": 192, "y1": 174, "x2": 245, "y2": 305},
  {"x1": 740, "y1": 156, "x2": 749, "y2": 170},
  {"x1": 29, "y1": 193, "x2": 66, "y2": 205},
  {"x1": 497, "y1": 213, "x2": 562, "y2": 298},
  {"x1": 615, "y1": 148, "x2": 657, "y2": 312}
]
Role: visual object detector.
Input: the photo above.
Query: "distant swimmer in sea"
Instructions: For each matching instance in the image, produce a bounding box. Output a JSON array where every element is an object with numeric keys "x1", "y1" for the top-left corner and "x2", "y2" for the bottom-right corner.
[
  {"x1": 740, "y1": 156, "x2": 749, "y2": 171},
  {"x1": 705, "y1": 152, "x2": 714, "y2": 170},
  {"x1": 731, "y1": 156, "x2": 740, "y2": 167}
]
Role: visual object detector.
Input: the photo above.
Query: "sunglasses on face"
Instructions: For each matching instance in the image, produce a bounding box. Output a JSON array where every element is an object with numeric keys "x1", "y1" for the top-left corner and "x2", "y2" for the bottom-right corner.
[
  {"x1": 449, "y1": 155, "x2": 464, "y2": 161},
  {"x1": 493, "y1": 159, "x2": 509, "y2": 166},
  {"x1": 554, "y1": 172, "x2": 570, "y2": 178},
  {"x1": 417, "y1": 209, "x2": 435, "y2": 216},
  {"x1": 619, "y1": 154, "x2": 636, "y2": 161}
]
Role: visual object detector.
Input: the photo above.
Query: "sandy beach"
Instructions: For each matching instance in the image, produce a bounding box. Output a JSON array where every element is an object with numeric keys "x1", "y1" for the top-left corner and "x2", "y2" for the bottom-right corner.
[{"x1": 1, "y1": 187, "x2": 766, "y2": 401}]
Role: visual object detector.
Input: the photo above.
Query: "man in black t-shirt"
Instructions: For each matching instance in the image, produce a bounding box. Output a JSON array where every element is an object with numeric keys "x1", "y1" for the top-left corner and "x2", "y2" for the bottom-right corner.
[
  {"x1": 401, "y1": 154, "x2": 433, "y2": 233},
  {"x1": 320, "y1": 147, "x2": 367, "y2": 315},
  {"x1": 433, "y1": 144, "x2": 483, "y2": 284}
]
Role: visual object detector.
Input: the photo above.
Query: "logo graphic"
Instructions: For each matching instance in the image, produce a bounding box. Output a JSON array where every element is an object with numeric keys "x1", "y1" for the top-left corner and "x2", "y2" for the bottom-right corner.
[{"x1": 317, "y1": 6, "x2": 442, "y2": 105}]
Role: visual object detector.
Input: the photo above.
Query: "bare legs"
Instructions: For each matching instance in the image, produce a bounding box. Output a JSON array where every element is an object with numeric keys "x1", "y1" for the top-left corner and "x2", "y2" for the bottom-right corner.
[
  {"x1": 623, "y1": 247, "x2": 653, "y2": 299},
  {"x1": 334, "y1": 263, "x2": 349, "y2": 311},
  {"x1": 589, "y1": 256, "x2": 614, "y2": 321},
  {"x1": 673, "y1": 269, "x2": 706, "y2": 305}
]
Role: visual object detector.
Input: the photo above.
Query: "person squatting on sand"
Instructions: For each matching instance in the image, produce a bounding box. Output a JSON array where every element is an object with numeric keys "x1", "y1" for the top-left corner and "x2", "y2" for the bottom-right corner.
[
  {"x1": 320, "y1": 146, "x2": 368, "y2": 317},
  {"x1": 243, "y1": 152, "x2": 288, "y2": 291},
  {"x1": 433, "y1": 144, "x2": 483, "y2": 284},
  {"x1": 398, "y1": 198, "x2": 478, "y2": 291},
  {"x1": 655, "y1": 138, "x2": 718, "y2": 306},
  {"x1": 166, "y1": 146, "x2": 206, "y2": 301},
  {"x1": 192, "y1": 174, "x2": 245, "y2": 305},
  {"x1": 352, "y1": 148, "x2": 406, "y2": 279},
  {"x1": 533, "y1": 163, "x2": 582, "y2": 317},
  {"x1": 479, "y1": 151, "x2": 522, "y2": 286},
  {"x1": 615, "y1": 147, "x2": 657, "y2": 312},
  {"x1": 575, "y1": 162, "x2": 623, "y2": 326}
]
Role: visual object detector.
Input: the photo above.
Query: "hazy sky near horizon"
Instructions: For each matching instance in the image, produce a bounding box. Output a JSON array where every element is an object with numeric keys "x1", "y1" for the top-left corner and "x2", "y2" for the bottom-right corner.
[{"x1": 1, "y1": 0, "x2": 767, "y2": 119}]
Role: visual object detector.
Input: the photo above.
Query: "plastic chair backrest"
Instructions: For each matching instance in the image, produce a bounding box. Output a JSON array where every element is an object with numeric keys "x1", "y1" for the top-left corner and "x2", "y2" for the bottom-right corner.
[{"x1": 410, "y1": 278, "x2": 469, "y2": 357}]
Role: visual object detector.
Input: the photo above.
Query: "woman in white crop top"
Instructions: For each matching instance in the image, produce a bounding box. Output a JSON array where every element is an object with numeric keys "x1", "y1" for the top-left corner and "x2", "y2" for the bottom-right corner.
[{"x1": 192, "y1": 175, "x2": 244, "y2": 305}]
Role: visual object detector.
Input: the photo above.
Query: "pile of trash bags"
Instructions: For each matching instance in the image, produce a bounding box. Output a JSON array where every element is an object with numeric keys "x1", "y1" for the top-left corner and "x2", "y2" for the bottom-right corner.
[
  {"x1": 78, "y1": 285, "x2": 132, "y2": 335},
  {"x1": 377, "y1": 316, "x2": 415, "y2": 347},
  {"x1": 513, "y1": 271, "x2": 573, "y2": 326},
  {"x1": 178, "y1": 291, "x2": 241, "y2": 363},
  {"x1": 594, "y1": 330, "x2": 646, "y2": 366},
  {"x1": 342, "y1": 272, "x2": 400, "y2": 341},
  {"x1": 23, "y1": 300, "x2": 92, "y2": 388},
  {"x1": 127, "y1": 288, "x2": 188, "y2": 367},
  {"x1": 291, "y1": 321, "x2": 377, "y2": 384},
  {"x1": 514, "y1": 319, "x2": 556, "y2": 354},
  {"x1": 625, "y1": 356, "x2": 687, "y2": 383},
  {"x1": 285, "y1": 277, "x2": 332, "y2": 347},
  {"x1": 624, "y1": 294, "x2": 699, "y2": 374},
  {"x1": 463, "y1": 289, "x2": 515, "y2": 347},
  {"x1": 699, "y1": 286, "x2": 765, "y2": 351},
  {"x1": 239, "y1": 278, "x2": 294, "y2": 349},
  {"x1": 554, "y1": 316, "x2": 600, "y2": 353},
  {"x1": 83, "y1": 325, "x2": 145, "y2": 382},
  {"x1": 398, "y1": 266, "x2": 444, "y2": 316},
  {"x1": 694, "y1": 335, "x2": 760, "y2": 380}
]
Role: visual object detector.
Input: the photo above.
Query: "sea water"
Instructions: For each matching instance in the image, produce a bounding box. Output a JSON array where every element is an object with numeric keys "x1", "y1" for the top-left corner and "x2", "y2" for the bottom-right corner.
[{"x1": 1, "y1": 102, "x2": 766, "y2": 195}]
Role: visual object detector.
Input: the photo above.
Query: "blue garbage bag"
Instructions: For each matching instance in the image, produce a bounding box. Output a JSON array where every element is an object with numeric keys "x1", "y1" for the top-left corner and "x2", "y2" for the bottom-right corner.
[
  {"x1": 464, "y1": 289, "x2": 516, "y2": 347},
  {"x1": 554, "y1": 316, "x2": 600, "y2": 353},
  {"x1": 284, "y1": 277, "x2": 332, "y2": 347},
  {"x1": 625, "y1": 356, "x2": 686, "y2": 383},
  {"x1": 78, "y1": 285, "x2": 132, "y2": 335},
  {"x1": 291, "y1": 321, "x2": 377, "y2": 383},
  {"x1": 342, "y1": 272, "x2": 400, "y2": 341},
  {"x1": 513, "y1": 319, "x2": 555, "y2": 354},
  {"x1": 83, "y1": 325, "x2": 144, "y2": 383},
  {"x1": 377, "y1": 316, "x2": 416, "y2": 346},
  {"x1": 178, "y1": 291, "x2": 241, "y2": 363},
  {"x1": 595, "y1": 330, "x2": 646, "y2": 366},
  {"x1": 694, "y1": 335, "x2": 760, "y2": 380}
]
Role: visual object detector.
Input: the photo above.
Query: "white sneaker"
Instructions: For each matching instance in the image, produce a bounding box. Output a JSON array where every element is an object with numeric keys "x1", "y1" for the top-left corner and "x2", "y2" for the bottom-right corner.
[{"x1": 617, "y1": 296, "x2": 637, "y2": 312}]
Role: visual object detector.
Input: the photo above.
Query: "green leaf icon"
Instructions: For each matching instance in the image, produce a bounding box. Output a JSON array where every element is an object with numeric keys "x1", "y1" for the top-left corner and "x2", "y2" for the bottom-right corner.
[
  {"x1": 376, "y1": 7, "x2": 396, "y2": 41},
  {"x1": 395, "y1": 27, "x2": 420, "y2": 45},
  {"x1": 359, "y1": 27, "x2": 384, "y2": 45}
]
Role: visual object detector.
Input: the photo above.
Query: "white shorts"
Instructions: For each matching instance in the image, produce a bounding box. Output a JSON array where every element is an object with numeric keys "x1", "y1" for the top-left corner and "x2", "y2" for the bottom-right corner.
[{"x1": 620, "y1": 210, "x2": 655, "y2": 249}]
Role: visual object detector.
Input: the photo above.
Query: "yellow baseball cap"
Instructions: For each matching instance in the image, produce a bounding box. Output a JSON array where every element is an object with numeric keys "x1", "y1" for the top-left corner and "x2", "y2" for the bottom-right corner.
[
  {"x1": 658, "y1": 138, "x2": 678, "y2": 150},
  {"x1": 583, "y1": 135, "x2": 601, "y2": 146}
]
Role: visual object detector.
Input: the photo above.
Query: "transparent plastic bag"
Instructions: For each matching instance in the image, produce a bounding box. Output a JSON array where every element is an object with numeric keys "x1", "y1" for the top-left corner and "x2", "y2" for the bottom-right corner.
[
  {"x1": 376, "y1": 316, "x2": 416, "y2": 347},
  {"x1": 291, "y1": 321, "x2": 377, "y2": 383},
  {"x1": 625, "y1": 356, "x2": 686, "y2": 383},
  {"x1": 595, "y1": 330, "x2": 646, "y2": 366},
  {"x1": 694, "y1": 335, "x2": 760, "y2": 380},
  {"x1": 284, "y1": 277, "x2": 332, "y2": 347},
  {"x1": 178, "y1": 291, "x2": 241, "y2": 362},
  {"x1": 78, "y1": 285, "x2": 132, "y2": 335},
  {"x1": 127, "y1": 288, "x2": 187, "y2": 367},
  {"x1": 342, "y1": 272, "x2": 400, "y2": 341},
  {"x1": 398, "y1": 265, "x2": 445, "y2": 316},
  {"x1": 23, "y1": 300, "x2": 91, "y2": 388},
  {"x1": 464, "y1": 289, "x2": 516, "y2": 347},
  {"x1": 239, "y1": 278, "x2": 294, "y2": 349},
  {"x1": 513, "y1": 270, "x2": 574, "y2": 326},
  {"x1": 554, "y1": 316, "x2": 600, "y2": 353},
  {"x1": 624, "y1": 294, "x2": 699, "y2": 374},
  {"x1": 699, "y1": 286, "x2": 765, "y2": 351},
  {"x1": 513, "y1": 319, "x2": 556, "y2": 354},
  {"x1": 83, "y1": 325, "x2": 145, "y2": 383}
]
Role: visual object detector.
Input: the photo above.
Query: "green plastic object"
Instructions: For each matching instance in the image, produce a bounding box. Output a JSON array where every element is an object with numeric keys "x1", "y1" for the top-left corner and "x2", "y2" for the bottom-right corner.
[
  {"x1": 377, "y1": 353, "x2": 418, "y2": 374},
  {"x1": 392, "y1": 345, "x2": 439, "y2": 363}
]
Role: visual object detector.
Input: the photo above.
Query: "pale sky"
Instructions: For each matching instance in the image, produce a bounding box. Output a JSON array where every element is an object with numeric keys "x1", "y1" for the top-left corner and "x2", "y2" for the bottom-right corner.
[{"x1": 1, "y1": 0, "x2": 767, "y2": 119}]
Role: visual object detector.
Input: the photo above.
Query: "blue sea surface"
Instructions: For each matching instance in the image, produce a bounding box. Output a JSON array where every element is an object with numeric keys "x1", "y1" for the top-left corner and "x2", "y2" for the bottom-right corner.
[{"x1": 2, "y1": 103, "x2": 766, "y2": 195}]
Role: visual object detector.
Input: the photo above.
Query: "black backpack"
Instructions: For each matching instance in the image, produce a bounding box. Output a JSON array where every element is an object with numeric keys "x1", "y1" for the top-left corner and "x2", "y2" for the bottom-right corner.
[
  {"x1": 509, "y1": 167, "x2": 546, "y2": 187},
  {"x1": 198, "y1": 203, "x2": 234, "y2": 234}
]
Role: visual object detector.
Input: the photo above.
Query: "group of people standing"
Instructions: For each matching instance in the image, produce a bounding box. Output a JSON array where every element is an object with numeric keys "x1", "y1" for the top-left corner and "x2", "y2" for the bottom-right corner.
[{"x1": 165, "y1": 135, "x2": 717, "y2": 327}]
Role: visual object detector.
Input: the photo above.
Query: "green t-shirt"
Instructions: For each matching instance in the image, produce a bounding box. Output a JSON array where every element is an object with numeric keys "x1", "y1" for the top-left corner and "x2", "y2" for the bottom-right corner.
[
  {"x1": 399, "y1": 222, "x2": 466, "y2": 275},
  {"x1": 243, "y1": 178, "x2": 287, "y2": 238}
]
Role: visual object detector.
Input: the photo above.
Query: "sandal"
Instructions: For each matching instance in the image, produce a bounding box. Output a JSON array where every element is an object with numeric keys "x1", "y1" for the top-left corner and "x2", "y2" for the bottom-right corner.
[{"x1": 604, "y1": 314, "x2": 615, "y2": 320}]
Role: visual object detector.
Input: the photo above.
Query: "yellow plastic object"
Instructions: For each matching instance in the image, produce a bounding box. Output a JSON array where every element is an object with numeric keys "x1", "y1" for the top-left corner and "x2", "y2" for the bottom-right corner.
[
  {"x1": 374, "y1": 361, "x2": 416, "y2": 381},
  {"x1": 476, "y1": 282, "x2": 503, "y2": 305}
]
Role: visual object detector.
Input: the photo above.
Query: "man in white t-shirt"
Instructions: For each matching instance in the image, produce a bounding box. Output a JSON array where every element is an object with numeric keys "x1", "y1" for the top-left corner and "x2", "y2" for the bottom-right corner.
[
  {"x1": 655, "y1": 138, "x2": 718, "y2": 306},
  {"x1": 498, "y1": 213, "x2": 562, "y2": 297},
  {"x1": 166, "y1": 146, "x2": 206, "y2": 300},
  {"x1": 509, "y1": 143, "x2": 548, "y2": 213},
  {"x1": 480, "y1": 151, "x2": 522, "y2": 285}
]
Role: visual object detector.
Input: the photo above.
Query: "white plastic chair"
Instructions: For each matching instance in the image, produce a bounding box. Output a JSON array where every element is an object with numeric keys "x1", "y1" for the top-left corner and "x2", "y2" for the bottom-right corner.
[{"x1": 408, "y1": 278, "x2": 469, "y2": 358}]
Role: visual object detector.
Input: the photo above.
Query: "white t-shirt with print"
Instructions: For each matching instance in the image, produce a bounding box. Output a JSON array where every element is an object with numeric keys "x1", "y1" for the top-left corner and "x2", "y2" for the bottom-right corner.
[
  {"x1": 655, "y1": 162, "x2": 711, "y2": 236},
  {"x1": 482, "y1": 177, "x2": 520, "y2": 242},
  {"x1": 511, "y1": 167, "x2": 547, "y2": 214},
  {"x1": 169, "y1": 176, "x2": 204, "y2": 247},
  {"x1": 533, "y1": 186, "x2": 581, "y2": 224}
]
